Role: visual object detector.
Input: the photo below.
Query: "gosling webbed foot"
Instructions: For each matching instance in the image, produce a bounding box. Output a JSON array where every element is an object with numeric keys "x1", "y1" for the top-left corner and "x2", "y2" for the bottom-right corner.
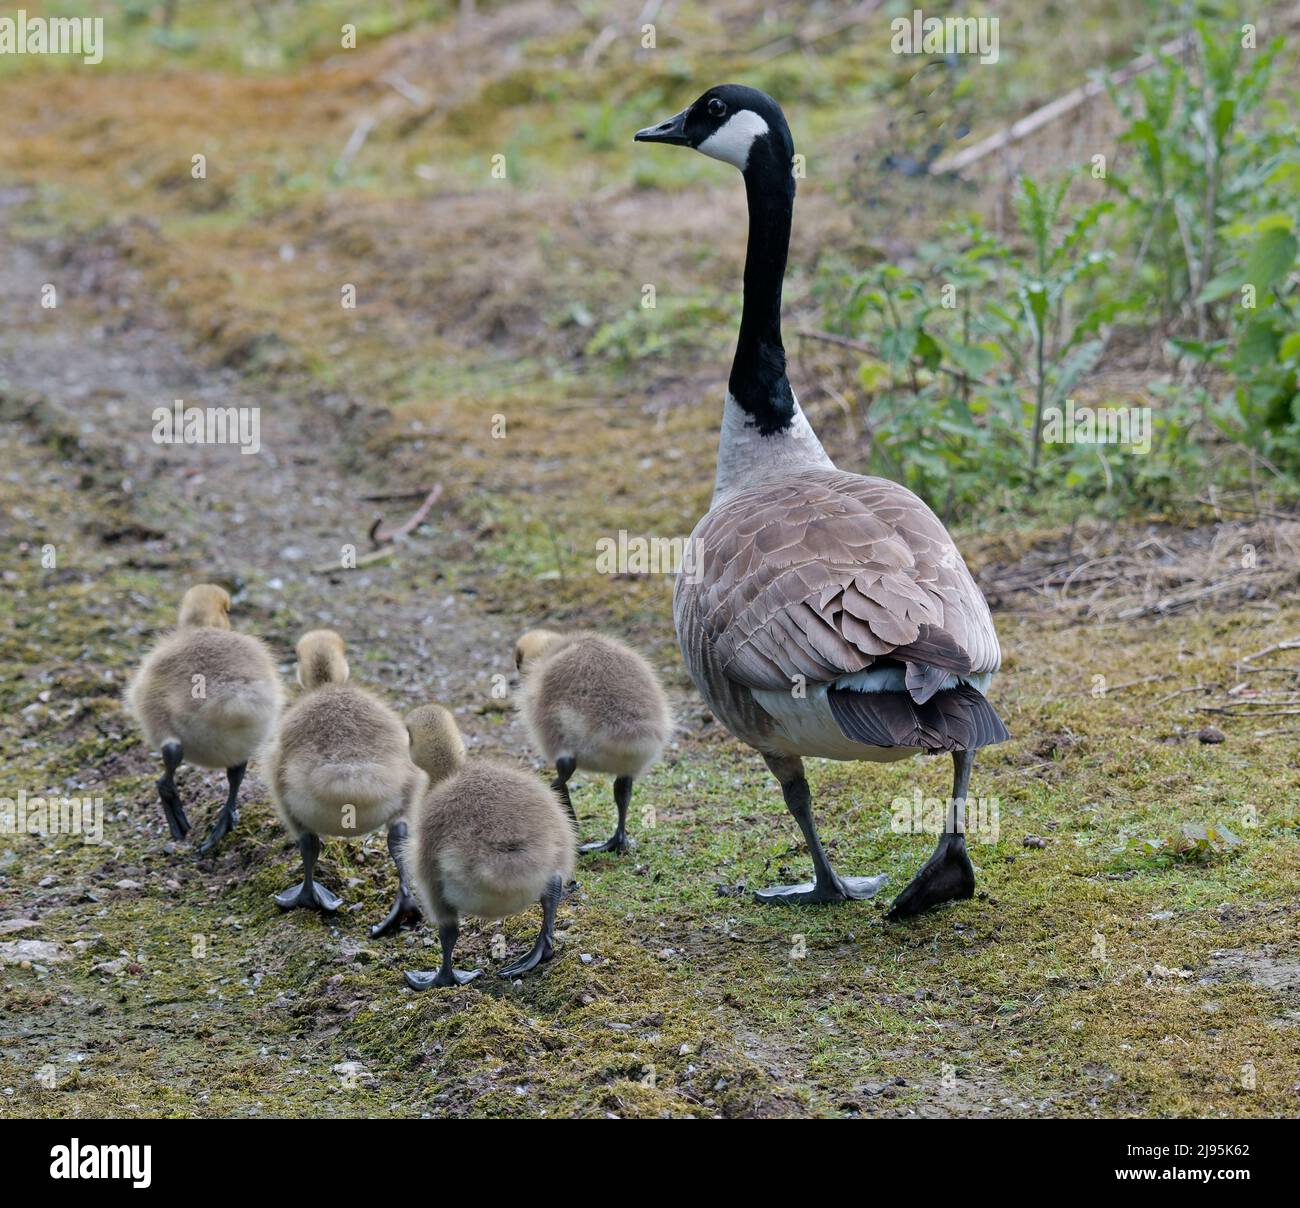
[
  {"x1": 196, "y1": 804, "x2": 238, "y2": 856},
  {"x1": 156, "y1": 778, "x2": 190, "y2": 840},
  {"x1": 275, "y1": 880, "x2": 343, "y2": 912},
  {"x1": 370, "y1": 891, "x2": 421, "y2": 938},
  {"x1": 498, "y1": 935, "x2": 554, "y2": 979},
  {"x1": 499, "y1": 873, "x2": 562, "y2": 979},
  {"x1": 886, "y1": 838, "x2": 975, "y2": 921},
  {"x1": 579, "y1": 831, "x2": 631, "y2": 855},
  {"x1": 753, "y1": 873, "x2": 888, "y2": 906},
  {"x1": 404, "y1": 967, "x2": 481, "y2": 990}
]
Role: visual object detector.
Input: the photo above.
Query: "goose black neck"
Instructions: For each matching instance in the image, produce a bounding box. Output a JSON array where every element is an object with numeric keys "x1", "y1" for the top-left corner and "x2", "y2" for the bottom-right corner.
[{"x1": 730, "y1": 140, "x2": 796, "y2": 435}]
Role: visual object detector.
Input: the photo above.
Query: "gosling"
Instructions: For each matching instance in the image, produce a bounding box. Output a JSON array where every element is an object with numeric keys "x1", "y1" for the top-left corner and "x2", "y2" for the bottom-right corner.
[
  {"x1": 514, "y1": 629, "x2": 671, "y2": 854},
  {"x1": 266, "y1": 630, "x2": 424, "y2": 934},
  {"x1": 402, "y1": 704, "x2": 575, "y2": 988},
  {"x1": 125, "y1": 584, "x2": 284, "y2": 853}
]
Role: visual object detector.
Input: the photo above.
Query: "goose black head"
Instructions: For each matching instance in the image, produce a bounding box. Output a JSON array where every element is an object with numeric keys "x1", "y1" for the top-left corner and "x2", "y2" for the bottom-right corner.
[
  {"x1": 634, "y1": 85, "x2": 794, "y2": 182},
  {"x1": 637, "y1": 85, "x2": 799, "y2": 436}
]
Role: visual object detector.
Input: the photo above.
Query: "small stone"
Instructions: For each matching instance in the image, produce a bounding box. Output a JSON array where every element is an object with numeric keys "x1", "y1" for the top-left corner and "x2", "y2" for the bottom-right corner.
[
  {"x1": 115, "y1": 879, "x2": 141, "y2": 890},
  {"x1": 1023, "y1": 835, "x2": 1047, "y2": 849},
  {"x1": 1196, "y1": 726, "x2": 1226, "y2": 744},
  {"x1": 1, "y1": 940, "x2": 68, "y2": 965}
]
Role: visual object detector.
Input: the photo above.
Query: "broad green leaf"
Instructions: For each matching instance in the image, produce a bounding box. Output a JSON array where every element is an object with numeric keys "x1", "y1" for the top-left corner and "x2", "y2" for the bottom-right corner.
[
  {"x1": 1198, "y1": 272, "x2": 1245, "y2": 304},
  {"x1": 1242, "y1": 227, "x2": 1297, "y2": 292},
  {"x1": 914, "y1": 329, "x2": 943, "y2": 370},
  {"x1": 946, "y1": 342, "x2": 998, "y2": 378}
]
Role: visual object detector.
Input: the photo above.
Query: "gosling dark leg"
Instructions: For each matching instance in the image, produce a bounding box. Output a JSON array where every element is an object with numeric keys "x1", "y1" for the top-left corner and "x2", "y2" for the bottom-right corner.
[
  {"x1": 156, "y1": 738, "x2": 190, "y2": 840},
  {"x1": 552, "y1": 755, "x2": 577, "y2": 823},
  {"x1": 753, "y1": 753, "x2": 888, "y2": 906},
  {"x1": 197, "y1": 762, "x2": 246, "y2": 855},
  {"x1": 275, "y1": 832, "x2": 344, "y2": 912},
  {"x1": 405, "y1": 919, "x2": 481, "y2": 989},
  {"x1": 370, "y1": 819, "x2": 422, "y2": 937},
  {"x1": 499, "y1": 874, "x2": 563, "y2": 978},
  {"x1": 580, "y1": 775, "x2": 633, "y2": 854},
  {"x1": 887, "y1": 748, "x2": 977, "y2": 921}
]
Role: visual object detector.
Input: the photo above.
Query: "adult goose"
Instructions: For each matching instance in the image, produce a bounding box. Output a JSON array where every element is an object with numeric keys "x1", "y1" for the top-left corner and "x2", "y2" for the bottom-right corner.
[{"x1": 635, "y1": 86, "x2": 1009, "y2": 918}]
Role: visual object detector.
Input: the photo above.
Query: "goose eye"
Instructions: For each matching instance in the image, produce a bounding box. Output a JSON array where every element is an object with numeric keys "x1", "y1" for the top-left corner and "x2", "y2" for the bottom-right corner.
[{"x1": 707, "y1": 97, "x2": 727, "y2": 118}]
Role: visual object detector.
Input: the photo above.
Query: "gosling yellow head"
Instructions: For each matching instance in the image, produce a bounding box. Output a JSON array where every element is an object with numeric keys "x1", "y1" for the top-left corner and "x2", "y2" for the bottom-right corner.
[
  {"x1": 406, "y1": 704, "x2": 468, "y2": 786},
  {"x1": 295, "y1": 629, "x2": 349, "y2": 689},
  {"x1": 178, "y1": 584, "x2": 232, "y2": 629},
  {"x1": 513, "y1": 628, "x2": 563, "y2": 673}
]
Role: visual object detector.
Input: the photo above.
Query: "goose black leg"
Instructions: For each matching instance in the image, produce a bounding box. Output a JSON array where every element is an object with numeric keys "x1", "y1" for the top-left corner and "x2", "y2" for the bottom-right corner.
[
  {"x1": 580, "y1": 775, "x2": 633, "y2": 854},
  {"x1": 156, "y1": 738, "x2": 190, "y2": 840},
  {"x1": 753, "y1": 754, "x2": 888, "y2": 905},
  {"x1": 499, "y1": 873, "x2": 563, "y2": 978},
  {"x1": 197, "y1": 762, "x2": 245, "y2": 855},
  {"x1": 405, "y1": 919, "x2": 481, "y2": 989},
  {"x1": 275, "y1": 832, "x2": 343, "y2": 912},
  {"x1": 887, "y1": 748, "x2": 977, "y2": 921},
  {"x1": 370, "y1": 819, "x2": 422, "y2": 937},
  {"x1": 552, "y1": 755, "x2": 577, "y2": 823}
]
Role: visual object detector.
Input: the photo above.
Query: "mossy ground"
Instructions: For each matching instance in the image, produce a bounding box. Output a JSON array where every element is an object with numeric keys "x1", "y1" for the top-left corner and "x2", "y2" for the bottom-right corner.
[{"x1": 2, "y1": 1, "x2": 1298, "y2": 1118}]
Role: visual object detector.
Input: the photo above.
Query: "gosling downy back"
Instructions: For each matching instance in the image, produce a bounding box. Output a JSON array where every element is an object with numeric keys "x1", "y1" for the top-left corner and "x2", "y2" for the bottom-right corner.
[
  {"x1": 515, "y1": 630, "x2": 672, "y2": 777},
  {"x1": 125, "y1": 584, "x2": 284, "y2": 770},
  {"x1": 267, "y1": 631, "x2": 423, "y2": 838},
  {"x1": 404, "y1": 704, "x2": 575, "y2": 923}
]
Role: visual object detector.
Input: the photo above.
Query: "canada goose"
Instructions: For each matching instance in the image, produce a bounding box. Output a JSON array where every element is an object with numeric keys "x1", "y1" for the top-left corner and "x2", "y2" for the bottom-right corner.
[
  {"x1": 514, "y1": 628, "x2": 671, "y2": 854},
  {"x1": 125, "y1": 584, "x2": 284, "y2": 854},
  {"x1": 636, "y1": 87, "x2": 1009, "y2": 918},
  {"x1": 267, "y1": 630, "x2": 424, "y2": 934},
  {"x1": 402, "y1": 704, "x2": 575, "y2": 988}
]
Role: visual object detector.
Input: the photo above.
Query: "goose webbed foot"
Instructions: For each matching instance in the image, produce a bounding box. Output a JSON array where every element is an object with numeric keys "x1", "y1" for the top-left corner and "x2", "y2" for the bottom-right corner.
[
  {"x1": 887, "y1": 749, "x2": 978, "y2": 921},
  {"x1": 156, "y1": 739, "x2": 189, "y2": 839},
  {"x1": 754, "y1": 873, "x2": 888, "y2": 906},
  {"x1": 406, "y1": 921, "x2": 481, "y2": 988},
  {"x1": 404, "y1": 967, "x2": 481, "y2": 990},
  {"x1": 196, "y1": 763, "x2": 245, "y2": 855},
  {"x1": 196, "y1": 804, "x2": 238, "y2": 855},
  {"x1": 579, "y1": 831, "x2": 630, "y2": 855},
  {"x1": 498, "y1": 934, "x2": 554, "y2": 978},
  {"x1": 275, "y1": 833, "x2": 340, "y2": 912},
  {"x1": 499, "y1": 873, "x2": 562, "y2": 979},
  {"x1": 275, "y1": 880, "x2": 344, "y2": 912},
  {"x1": 757, "y1": 756, "x2": 887, "y2": 906},
  {"x1": 579, "y1": 775, "x2": 633, "y2": 855},
  {"x1": 886, "y1": 836, "x2": 975, "y2": 921},
  {"x1": 370, "y1": 890, "x2": 421, "y2": 937},
  {"x1": 370, "y1": 820, "x2": 421, "y2": 936},
  {"x1": 156, "y1": 777, "x2": 190, "y2": 840}
]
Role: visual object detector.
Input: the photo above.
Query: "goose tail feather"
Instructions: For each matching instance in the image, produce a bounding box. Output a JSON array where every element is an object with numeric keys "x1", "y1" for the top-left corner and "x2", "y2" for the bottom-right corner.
[{"x1": 828, "y1": 682, "x2": 1009, "y2": 752}]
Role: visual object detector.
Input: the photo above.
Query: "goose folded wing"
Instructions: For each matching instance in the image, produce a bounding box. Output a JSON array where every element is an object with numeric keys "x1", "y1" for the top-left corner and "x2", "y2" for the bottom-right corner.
[{"x1": 691, "y1": 471, "x2": 1000, "y2": 699}]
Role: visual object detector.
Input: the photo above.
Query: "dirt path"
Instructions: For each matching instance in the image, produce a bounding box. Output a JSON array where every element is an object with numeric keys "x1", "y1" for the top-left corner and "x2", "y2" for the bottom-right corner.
[{"x1": 0, "y1": 191, "x2": 517, "y2": 718}]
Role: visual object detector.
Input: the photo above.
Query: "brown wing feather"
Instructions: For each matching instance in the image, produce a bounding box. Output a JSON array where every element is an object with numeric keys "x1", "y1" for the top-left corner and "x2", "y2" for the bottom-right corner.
[{"x1": 689, "y1": 470, "x2": 1001, "y2": 694}]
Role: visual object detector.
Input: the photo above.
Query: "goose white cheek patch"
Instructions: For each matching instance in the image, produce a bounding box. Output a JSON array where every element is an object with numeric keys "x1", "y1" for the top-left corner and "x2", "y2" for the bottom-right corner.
[{"x1": 698, "y1": 110, "x2": 771, "y2": 169}]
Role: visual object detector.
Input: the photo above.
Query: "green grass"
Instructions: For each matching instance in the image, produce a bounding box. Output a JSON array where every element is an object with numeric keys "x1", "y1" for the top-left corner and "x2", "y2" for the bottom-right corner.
[
  {"x1": 3, "y1": 0, "x2": 1298, "y2": 1119},
  {"x1": 2, "y1": 428, "x2": 1297, "y2": 1116}
]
